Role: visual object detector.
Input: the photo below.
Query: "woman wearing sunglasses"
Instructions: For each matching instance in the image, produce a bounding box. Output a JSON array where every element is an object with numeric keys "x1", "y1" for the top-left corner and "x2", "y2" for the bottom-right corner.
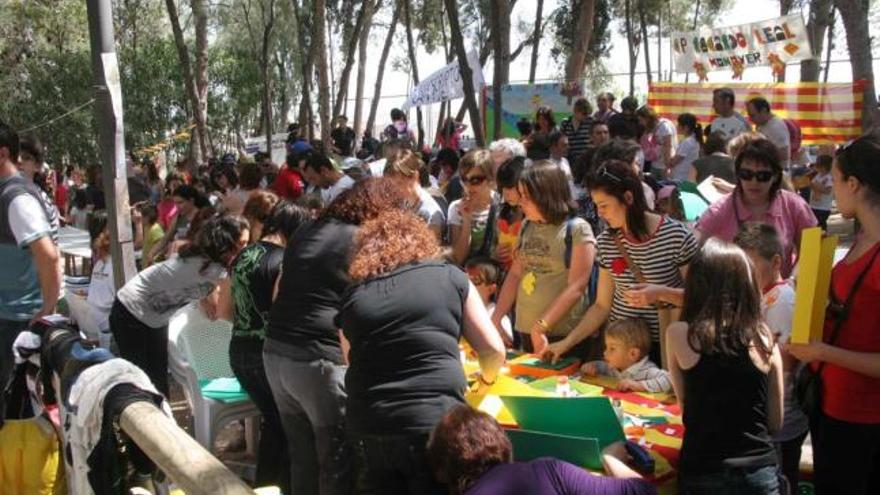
[
  {"x1": 695, "y1": 138, "x2": 815, "y2": 278},
  {"x1": 449, "y1": 150, "x2": 497, "y2": 266}
]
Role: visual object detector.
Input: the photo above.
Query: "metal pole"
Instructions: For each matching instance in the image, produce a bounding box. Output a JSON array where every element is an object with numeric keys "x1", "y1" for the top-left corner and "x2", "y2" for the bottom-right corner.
[{"x1": 86, "y1": 0, "x2": 137, "y2": 288}]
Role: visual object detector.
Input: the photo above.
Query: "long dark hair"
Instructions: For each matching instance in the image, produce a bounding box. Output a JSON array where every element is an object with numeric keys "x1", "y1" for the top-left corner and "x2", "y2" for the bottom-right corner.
[
  {"x1": 589, "y1": 158, "x2": 650, "y2": 240},
  {"x1": 681, "y1": 238, "x2": 770, "y2": 358},
  {"x1": 172, "y1": 184, "x2": 210, "y2": 209},
  {"x1": 179, "y1": 215, "x2": 248, "y2": 272},
  {"x1": 734, "y1": 138, "x2": 784, "y2": 199},
  {"x1": 835, "y1": 133, "x2": 880, "y2": 201},
  {"x1": 262, "y1": 201, "x2": 312, "y2": 240},
  {"x1": 677, "y1": 113, "x2": 704, "y2": 146},
  {"x1": 518, "y1": 160, "x2": 571, "y2": 225}
]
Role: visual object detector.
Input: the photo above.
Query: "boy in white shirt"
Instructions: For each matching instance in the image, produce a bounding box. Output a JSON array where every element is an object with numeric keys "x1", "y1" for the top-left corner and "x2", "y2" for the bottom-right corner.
[
  {"x1": 580, "y1": 318, "x2": 671, "y2": 393},
  {"x1": 735, "y1": 222, "x2": 809, "y2": 493}
]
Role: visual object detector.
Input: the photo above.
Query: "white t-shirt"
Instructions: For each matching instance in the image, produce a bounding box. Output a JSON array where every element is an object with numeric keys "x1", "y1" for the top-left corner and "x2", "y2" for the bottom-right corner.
[
  {"x1": 321, "y1": 174, "x2": 356, "y2": 205},
  {"x1": 87, "y1": 257, "x2": 116, "y2": 335},
  {"x1": 652, "y1": 118, "x2": 678, "y2": 172},
  {"x1": 416, "y1": 187, "x2": 445, "y2": 228},
  {"x1": 8, "y1": 194, "x2": 52, "y2": 247},
  {"x1": 641, "y1": 182, "x2": 656, "y2": 210},
  {"x1": 809, "y1": 172, "x2": 834, "y2": 211},
  {"x1": 448, "y1": 199, "x2": 492, "y2": 258},
  {"x1": 711, "y1": 114, "x2": 750, "y2": 140},
  {"x1": 671, "y1": 135, "x2": 700, "y2": 181},
  {"x1": 757, "y1": 116, "x2": 791, "y2": 169}
]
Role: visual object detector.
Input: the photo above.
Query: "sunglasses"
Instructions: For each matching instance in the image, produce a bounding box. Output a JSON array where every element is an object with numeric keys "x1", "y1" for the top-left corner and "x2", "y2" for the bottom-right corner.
[
  {"x1": 464, "y1": 175, "x2": 488, "y2": 186},
  {"x1": 595, "y1": 165, "x2": 623, "y2": 183},
  {"x1": 737, "y1": 169, "x2": 774, "y2": 182}
]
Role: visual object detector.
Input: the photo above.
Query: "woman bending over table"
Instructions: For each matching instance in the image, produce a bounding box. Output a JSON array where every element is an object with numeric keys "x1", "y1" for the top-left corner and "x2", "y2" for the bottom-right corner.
[
  {"x1": 667, "y1": 238, "x2": 784, "y2": 495},
  {"x1": 544, "y1": 159, "x2": 698, "y2": 365},
  {"x1": 338, "y1": 210, "x2": 505, "y2": 494}
]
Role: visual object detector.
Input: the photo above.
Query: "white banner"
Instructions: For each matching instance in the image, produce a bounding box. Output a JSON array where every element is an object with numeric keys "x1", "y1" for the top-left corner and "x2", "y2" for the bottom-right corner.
[
  {"x1": 672, "y1": 14, "x2": 812, "y2": 75},
  {"x1": 402, "y1": 50, "x2": 484, "y2": 110}
]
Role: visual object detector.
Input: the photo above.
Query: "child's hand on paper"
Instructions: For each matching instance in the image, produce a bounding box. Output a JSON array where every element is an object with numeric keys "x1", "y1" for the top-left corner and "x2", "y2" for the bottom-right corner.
[
  {"x1": 618, "y1": 379, "x2": 647, "y2": 392},
  {"x1": 581, "y1": 362, "x2": 598, "y2": 376},
  {"x1": 531, "y1": 332, "x2": 549, "y2": 356}
]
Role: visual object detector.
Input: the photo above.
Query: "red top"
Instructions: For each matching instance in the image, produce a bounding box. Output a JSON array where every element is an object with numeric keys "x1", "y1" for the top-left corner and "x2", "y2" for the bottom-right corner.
[
  {"x1": 271, "y1": 164, "x2": 304, "y2": 201},
  {"x1": 55, "y1": 183, "x2": 68, "y2": 214},
  {"x1": 821, "y1": 242, "x2": 880, "y2": 424}
]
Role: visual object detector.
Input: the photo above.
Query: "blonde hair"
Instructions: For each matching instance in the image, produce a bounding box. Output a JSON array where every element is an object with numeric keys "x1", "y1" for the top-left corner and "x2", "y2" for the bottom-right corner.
[
  {"x1": 384, "y1": 149, "x2": 423, "y2": 179},
  {"x1": 606, "y1": 319, "x2": 651, "y2": 358},
  {"x1": 459, "y1": 149, "x2": 494, "y2": 181}
]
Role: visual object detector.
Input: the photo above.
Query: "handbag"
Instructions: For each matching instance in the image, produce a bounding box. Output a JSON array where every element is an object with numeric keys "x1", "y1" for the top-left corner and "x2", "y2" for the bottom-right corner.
[
  {"x1": 612, "y1": 233, "x2": 679, "y2": 369},
  {"x1": 795, "y1": 244, "x2": 880, "y2": 419}
]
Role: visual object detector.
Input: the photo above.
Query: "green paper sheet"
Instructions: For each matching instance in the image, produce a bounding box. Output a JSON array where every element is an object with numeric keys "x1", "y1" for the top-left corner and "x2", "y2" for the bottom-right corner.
[
  {"x1": 506, "y1": 429, "x2": 602, "y2": 470},
  {"x1": 679, "y1": 191, "x2": 709, "y2": 221},
  {"x1": 500, "y1": 396, "x2": 625, "y2": 448},
  {"x1": 527, "y1": 376, "x2": 604, "y2": 397}
]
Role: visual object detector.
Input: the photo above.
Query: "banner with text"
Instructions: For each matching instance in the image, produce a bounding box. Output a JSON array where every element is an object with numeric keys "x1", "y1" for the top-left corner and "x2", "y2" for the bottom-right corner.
[
  {"x1": 672, "y1": 14, "x2": 812, "y2": 76},
  {"x1": 402, "y1": 50, "x2": 484, "y2": 110}
]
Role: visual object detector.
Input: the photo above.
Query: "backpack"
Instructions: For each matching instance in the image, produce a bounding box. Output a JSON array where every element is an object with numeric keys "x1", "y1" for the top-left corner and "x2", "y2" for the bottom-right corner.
[{"x1": 783, "y1": 118, "x2": 802, "y2": 160}]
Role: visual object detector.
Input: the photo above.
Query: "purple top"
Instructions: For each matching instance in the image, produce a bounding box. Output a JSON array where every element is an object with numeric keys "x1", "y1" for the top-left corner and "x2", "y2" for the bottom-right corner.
[{"x1": 464, "y1": 458, "x2": 657, "y2": 495}]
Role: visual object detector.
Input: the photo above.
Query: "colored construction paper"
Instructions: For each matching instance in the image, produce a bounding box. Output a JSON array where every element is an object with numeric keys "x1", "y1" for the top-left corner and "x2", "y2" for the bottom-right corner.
[
  {"x1": 792, "y1": 228, "x2": 838, "y2": 344},
  {"x1": 528, "y1": 376, "x2": 604, "y2": 397},
  {"x1": 679, "y1": 191, "x2": 709, "y2": 221},
  {"x1": 505, "y1": 429, "x2": 603, "y2": 470},
  {"x1": 514, "y1": 356, "x2": 580, "y2": 371},
  {"x1": 466, "y1": 375, "x2": 551, "y2": 425},
  {"x1": 500, "y1": 396, "x2": 626, "y2": 448}
]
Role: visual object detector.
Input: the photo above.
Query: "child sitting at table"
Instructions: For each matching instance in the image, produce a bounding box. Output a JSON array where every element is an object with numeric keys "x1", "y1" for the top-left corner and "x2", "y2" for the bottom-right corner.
[
  {"x1": 580, "y1": 318, "x2": 672, "y2": 393},
  {"x1": 734, "y1": 222, "x2": 808, "y2": 494},
  {"x1": 465, "y1": 257, "x2": 513, "y2": 345}
]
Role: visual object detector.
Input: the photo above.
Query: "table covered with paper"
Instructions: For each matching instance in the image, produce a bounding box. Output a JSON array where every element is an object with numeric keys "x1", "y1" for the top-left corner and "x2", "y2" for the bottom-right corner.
[{"x1": 464, "y1": 352, "x2": 683, "y2": 494}]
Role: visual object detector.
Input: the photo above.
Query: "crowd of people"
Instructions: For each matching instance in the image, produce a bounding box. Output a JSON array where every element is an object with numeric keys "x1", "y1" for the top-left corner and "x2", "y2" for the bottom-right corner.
[{"x1": 1, "y1": 84, "x2": 879, "y2": 495}]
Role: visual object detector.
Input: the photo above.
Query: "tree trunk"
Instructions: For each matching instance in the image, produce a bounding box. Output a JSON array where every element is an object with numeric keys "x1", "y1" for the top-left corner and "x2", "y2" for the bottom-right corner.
[
  {"x1": 192, "y1": 0, "x2": 210, "y2": 162},
  {"x1": 625, "y1": 0, "x2": 637, "y2": 96},
  {"x1": 776, "y1": 0, "x2": 795, "y2": 81},
  {"x1": 823, "y1": 9, "x2": 835, "y2": 83},
  {"x1": 800, "y1": 0, "x2": 833, "y2": 82},
  {"x1": 565, "y1": 0, "x2": 596, "y2": 83},
  {"x1": 444, "y1": 0, "x2": 484, "y2": 147},
  {"x1": 164, "y1": 0, "x2": 203, "y2": 167},
  {"x1": 314, "y1": 0, "x2": 332, "y2": 150},
  {"x1": 684, "y1": 0, "x2": 700, "y2": 84},
  {"x1": 833, "y1": 0, "x2": 876, "y2": 130},
  {"x1": 354, "y1": 0, "x2": 379, "y2": 146},
  {"x1": 333, "y1": 0, "x2": 372, "y2": 118},
  {"x1": 528, "y1": 0, "x2": 544, "y2": 84},
  {"x1": 436, "y1": 4, "x2": 452, "y2": 141},
  {"x1": 454, "y1": 32, "x2": 493, "y2": 122},
  {"x1": 366, "y1": 0, "x2": 400, "y2": 137},
  {"x1": 291, "y1": 0, "x2": 314, "y2": 139},
  {"x1": 656, "y1": 10, "x2": 662, "y2": 82},
  {"x1": 261, "y1": 0, "x2": 277, "y2": 158},
  {"x1": 491, "y1": 0, "x2": 510, "y2": 139},
  {"x1": 328, "y1": 14, "x2": 336, "y2": 115},
  {"x1": 638, "y1": 1, "x2": 652, "y2": 86},
  {"x1": 402, "y1": 0, "x2": 425, "y2": 148}
]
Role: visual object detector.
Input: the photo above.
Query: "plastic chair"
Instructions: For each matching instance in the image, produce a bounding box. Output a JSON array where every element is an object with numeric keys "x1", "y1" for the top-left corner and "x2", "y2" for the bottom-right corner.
[{"x1": 167, "y1": 302, "x2": 260, "y2": 453}]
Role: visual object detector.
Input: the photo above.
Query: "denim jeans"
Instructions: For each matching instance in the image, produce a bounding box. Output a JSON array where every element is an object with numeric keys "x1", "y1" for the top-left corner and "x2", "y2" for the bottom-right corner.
[
  {"x1": 350, "y1": 433, "x2": 445, "y2": 495},
  {"x1": 229, "y1": 341, "x2": 289, "y2": 493},
  {"x1": 263, "y1": 340, "x2": 352, "y2": 495},
  {"x1": 680, "y1": 465, "x2": 781, "y2": 495}
]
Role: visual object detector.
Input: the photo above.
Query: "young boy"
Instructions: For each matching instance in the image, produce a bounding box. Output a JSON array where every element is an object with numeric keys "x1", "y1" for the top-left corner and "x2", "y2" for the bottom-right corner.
[
  {"x1": 734, "y1": 222, "x2": 808, "y2": 494},
  {"x1": 580, "y1": 318, "x2": 671, "y2": 393},
  {"x1": 464, "y1": 257, "x2": 513, "y2": 345},
  {"x1": 809, "y1": 155, "x2": 834, "y2": 231}
]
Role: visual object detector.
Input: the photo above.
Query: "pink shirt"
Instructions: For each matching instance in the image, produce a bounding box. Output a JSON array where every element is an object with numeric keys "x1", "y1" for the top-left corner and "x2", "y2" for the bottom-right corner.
[{"x1": 696, "y1": 189, "x2": 817, "y2": 278}]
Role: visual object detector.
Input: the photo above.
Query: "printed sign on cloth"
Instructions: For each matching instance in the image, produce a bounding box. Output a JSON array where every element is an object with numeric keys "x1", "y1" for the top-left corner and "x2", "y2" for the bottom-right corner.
[
  {"x1": 401, "y1": 49, "x2": 484, "y2": 110},
  {"x1": 647, "y1": 81, "x2": 866, "y2": 144},
  {"x1": 672, "y1": 14, "x2": 812, "y2": 78}
]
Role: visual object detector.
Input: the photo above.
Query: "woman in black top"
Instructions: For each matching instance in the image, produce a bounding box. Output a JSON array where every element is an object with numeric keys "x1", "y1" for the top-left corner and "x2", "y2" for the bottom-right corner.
[
  {"x1": 666, "y1": 238, "x2": 784, "y2": 495},
  {"x1": 264, "y1": 178, "x2": 410, "y2": 495},
  {"x1": 221, "y1": 201, "x2": 311, "y2": 493},
  {"x1": 338, "y1": 210, "x2": 506, "y2": 495}
]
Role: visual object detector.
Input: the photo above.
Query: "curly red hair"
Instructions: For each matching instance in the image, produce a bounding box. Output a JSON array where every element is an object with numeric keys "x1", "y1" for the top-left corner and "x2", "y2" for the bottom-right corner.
[
  {"x1": 348, "y1": 210, "x2": 440, "y2": 280},
  {"x1": 322, "y1": 177, "x2": 410, "y2": 225},
  {"x1": 427, "y1": 405, "x2": 513, "y2": 494}
]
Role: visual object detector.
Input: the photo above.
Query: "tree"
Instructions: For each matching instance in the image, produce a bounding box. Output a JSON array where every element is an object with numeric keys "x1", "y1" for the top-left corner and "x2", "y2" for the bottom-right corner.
[
  {"x1": 332, "y1": 0, "x2": 373, "y2": 119},
  {"x1": 528, "y1": 0, "x2": 545, "y2": 84},
  {"x1": 366, "y1": 0, "x2": 401, "y2": 135},
  {"x1": 353, "y1": 0, "x2": 381, "y2": 142},
  {"x1": 490, "y1": 0, "x2": 510, "y2": 139},
  {"x1": 402, "y1": 0, "x2": 425, "y2": 148},
  {"x1": 800, "y1": 0, "x2": 834, "y2": 82},
  {"x1": 444, "y1": 0, "x2": 484, "y2": 146},
  {"x1": 193, "y1": 0, "x2": 210, "y2": 159},
  {"x1": 165, "y1": 0, "x2": 208, "y2": 165},
  {"x1": 833, "y1": 0, "x2": 876, "y2": 130},
  {"x1": 564, "y1": 0, "x2": 597, "y2": 83},
  {"x1": 637, "y1": 1, "x2": 652, "y2": 85},
  {"x1": 314, "y1": 0, "x2": 332, "y2": 149},
  {"x1": 239, "y1": 0, "x2": 278, "y2": 155}
]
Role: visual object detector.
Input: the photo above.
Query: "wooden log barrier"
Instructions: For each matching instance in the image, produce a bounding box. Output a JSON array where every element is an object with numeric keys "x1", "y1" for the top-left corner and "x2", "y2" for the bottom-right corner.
[{"x1": 118, "y1": 401, "x2": 256, "y2": 495}]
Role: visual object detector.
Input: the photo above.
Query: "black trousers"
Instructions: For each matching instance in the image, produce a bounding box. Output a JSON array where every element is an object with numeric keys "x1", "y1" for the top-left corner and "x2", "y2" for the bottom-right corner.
[
  {"x1": 109, "y1": 299, "x2": 169, "y2": 397},
  {"x1": 775, "y1": 431, "x2": 807, "y2": 495},
  {"x1": 350, "y1": 433, "x2": 445, "y2": 495},
  {"x1": 812, "y1": 412, "x2": 880, "y2": 495}
]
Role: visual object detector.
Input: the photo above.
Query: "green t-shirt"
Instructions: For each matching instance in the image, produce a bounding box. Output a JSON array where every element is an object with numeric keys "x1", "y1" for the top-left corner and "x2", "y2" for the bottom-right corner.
[
  {"x1": 515, "y1": 218, "x2": 595, "y2": 337},
  {"x1": 142, "y1": 223, "x2": 165, "y2": 267}
]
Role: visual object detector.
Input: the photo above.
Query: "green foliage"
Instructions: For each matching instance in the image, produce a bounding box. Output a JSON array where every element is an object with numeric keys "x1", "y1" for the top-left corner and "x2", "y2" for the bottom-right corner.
[{"x1": 548, "y1": 0, "x2": 613, "y2": 73}]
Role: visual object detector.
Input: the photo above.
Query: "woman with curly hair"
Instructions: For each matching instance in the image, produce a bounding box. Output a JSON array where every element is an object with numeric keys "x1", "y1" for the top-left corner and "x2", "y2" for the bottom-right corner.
[
  {"x1": 337, "y1": 210, "x2": 505, "y2": 494},
  {"x1": 265, "y1": 177, "x2": 412, "y2": 495},
  {"x1": 426, "y1": 405, "x2": 656, "y2": 495}
]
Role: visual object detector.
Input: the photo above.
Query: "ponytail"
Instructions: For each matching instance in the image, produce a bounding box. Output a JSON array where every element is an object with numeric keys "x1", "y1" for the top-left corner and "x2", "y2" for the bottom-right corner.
[{"x1": 694, "y1": 123, "x2": 704, "y2": 145}]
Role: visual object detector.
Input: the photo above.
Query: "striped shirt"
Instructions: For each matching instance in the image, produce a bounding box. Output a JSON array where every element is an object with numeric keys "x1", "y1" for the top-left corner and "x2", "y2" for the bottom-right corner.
[
  {"x1": 597, "y1": 217, "x2": 698, "y2": 341},
  {"x1": 560, "y1": 116, "x2": 594, "y2": 164},
  {"x1": 588, "y1": 356, "x2": 672, "y2": 393}
]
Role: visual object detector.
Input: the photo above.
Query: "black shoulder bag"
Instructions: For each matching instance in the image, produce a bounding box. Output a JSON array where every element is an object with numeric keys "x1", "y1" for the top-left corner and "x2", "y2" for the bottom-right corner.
[{"x1": 795, "y1": 244, "x2": 880, "y2": 420}]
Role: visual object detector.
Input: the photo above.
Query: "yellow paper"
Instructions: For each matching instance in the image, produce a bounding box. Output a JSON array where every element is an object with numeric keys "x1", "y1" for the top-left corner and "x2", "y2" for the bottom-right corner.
[
  {"x1": 465, "y1": 375, "x2": 551, "y2": 425},
  {"x1": 791, "y1": 228, "x2": 838, "y2": 344},
  {"x1": 644, "y1": 428, "x2": 684, "y2": 450}
]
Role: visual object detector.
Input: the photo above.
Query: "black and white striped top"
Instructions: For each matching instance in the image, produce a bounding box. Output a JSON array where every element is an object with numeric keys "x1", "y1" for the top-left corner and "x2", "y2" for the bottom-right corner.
[
  {"x1": 597, "y1": 217, "x2": 698, "y2": 341},
  {"x1": 560, "y1": 116, "x2": 594, "y2": 164}
]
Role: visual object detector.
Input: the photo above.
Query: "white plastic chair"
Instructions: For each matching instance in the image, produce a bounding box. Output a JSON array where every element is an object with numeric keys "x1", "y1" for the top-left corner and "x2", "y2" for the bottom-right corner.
[{"x1": 167, "y1": 302, "x2": 260, "y2": 453}]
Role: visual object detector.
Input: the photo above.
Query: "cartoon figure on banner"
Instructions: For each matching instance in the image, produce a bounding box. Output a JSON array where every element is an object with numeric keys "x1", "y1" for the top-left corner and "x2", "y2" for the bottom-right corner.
[
  {"x1": 767, "y1": 53, "x2": 786, "y2": 80},
  {"x1": 730, "y1": 57, "x2": 745, "y2": 80},
  {"x1": 693, "y1": 62, "x2": 709, "y2": 82},
  {"x1": 529, "y1": 93, "x2": 545, "y2": 112}
]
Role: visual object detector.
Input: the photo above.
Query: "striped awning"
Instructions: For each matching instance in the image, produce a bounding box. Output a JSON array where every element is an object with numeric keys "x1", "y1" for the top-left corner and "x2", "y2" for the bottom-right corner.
[{"x1": 647, "y1": 81, "x2": 867, "y2": 144}]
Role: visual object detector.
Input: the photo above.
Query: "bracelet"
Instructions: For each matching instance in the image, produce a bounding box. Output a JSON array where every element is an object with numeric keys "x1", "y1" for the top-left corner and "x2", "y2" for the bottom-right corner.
[
  {"x1": 535, "y1": 318, "x2": 550, "y2": 331},
  {"x1": 478, "y1": 374, "x2": 496, "y2": 386}
]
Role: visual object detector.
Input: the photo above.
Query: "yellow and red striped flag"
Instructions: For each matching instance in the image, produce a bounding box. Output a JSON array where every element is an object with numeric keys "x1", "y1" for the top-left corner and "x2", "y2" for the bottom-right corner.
[{"x1": 647, "y1": 81, "x2": 866, "y2": 145}]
